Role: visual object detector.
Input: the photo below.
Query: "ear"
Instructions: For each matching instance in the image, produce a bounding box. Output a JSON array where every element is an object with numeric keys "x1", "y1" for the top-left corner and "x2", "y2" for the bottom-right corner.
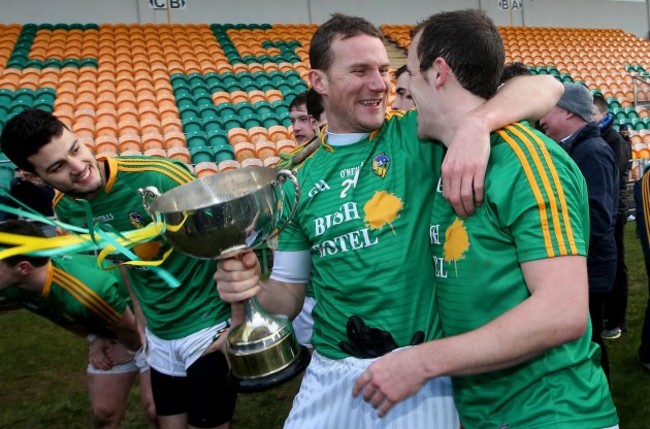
[
  {"x1": 15, "y1": 261, "x2": 33, "y2": 276},
  {"x1": 21, "y1": 171, "x2": 46, "y2": 187},
  {"x1": 431, "y1": 57, "x2": 451, "y2": 88},
  {"x1": 309, "y1": 70, "x2": 328, "y2": 96}
]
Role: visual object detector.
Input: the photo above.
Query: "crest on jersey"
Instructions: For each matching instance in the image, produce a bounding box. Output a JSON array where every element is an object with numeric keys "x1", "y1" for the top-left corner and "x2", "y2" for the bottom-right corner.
[
  {"x1": 371, "y1": 152, "x2": 391, "y2": 179},
  {"x1": 129, "y1": 212, "x2": 146, "y2": 229}
]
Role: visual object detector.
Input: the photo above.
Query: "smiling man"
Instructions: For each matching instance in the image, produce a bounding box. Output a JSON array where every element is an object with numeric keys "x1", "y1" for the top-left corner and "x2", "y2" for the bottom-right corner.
[
  {"x1": 215, "y1": 12, "x2": 567, "y2": 429},
  {"x1": 0, "y1": 109, "x2": 236, "y2": 429},
  {"x1": 355, "y1": 10, "x2": 618, "y2": 429}
]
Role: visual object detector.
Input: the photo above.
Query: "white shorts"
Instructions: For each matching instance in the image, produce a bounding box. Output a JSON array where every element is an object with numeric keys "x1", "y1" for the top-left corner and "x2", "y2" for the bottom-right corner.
[
  {"x1": 292, "y1": 296, "x2": 316, "y2": 348},
  {"x1": 144, "y1": 322, "x2": 229, "y2": 377},
  {"x1": 87, "y1": 348, "x2": 148, "y2": 374},
  {"x1": 284, "y1": 350, "x2": 459, "y2": 429}
]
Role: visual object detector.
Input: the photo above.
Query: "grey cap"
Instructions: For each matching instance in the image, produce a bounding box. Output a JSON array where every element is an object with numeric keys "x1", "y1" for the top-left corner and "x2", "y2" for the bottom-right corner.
[{"x1": 557, "y1": 83, "x2": 593, "y2": 123}]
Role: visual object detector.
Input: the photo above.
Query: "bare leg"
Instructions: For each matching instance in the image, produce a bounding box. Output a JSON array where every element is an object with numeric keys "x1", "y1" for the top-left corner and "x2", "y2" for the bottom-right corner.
[
  {"x1": 138, "y1": 370, "x2": 159, "y2": 428},
  {"x1": 158, "y1": 414, "x2": 188, "y2": 429},
  {"x1": 88, "y1": 371, "x2": 138, "y2": 429}
]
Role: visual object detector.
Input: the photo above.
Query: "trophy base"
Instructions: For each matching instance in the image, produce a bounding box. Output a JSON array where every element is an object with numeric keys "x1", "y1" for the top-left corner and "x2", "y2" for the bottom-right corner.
[{"x1": 229, "y1": 345, "x2": 311, "y2": 393}]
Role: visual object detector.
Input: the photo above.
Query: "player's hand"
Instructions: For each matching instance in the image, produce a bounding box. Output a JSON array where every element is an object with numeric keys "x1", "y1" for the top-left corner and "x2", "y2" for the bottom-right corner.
[
  {"x1": 105, "y1": 341, "x2": 135, "y2": 366},
  {"x1": 442, "y1": 116, "x2": 490, "y2": 218},
  {"x1": 88, "y1": 337, "x2": 114, "y2": 370},
  {"x1": 214, "y1": 250, "x2": 262, "y2": 303},
  {"x1": 352, "y1": 347, "x2": 428, "y2": 417}
]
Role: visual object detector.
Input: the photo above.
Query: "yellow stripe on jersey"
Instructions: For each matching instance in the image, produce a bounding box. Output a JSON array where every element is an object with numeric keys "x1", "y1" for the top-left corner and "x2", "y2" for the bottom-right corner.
[
  {"x1": 52, "y1": 190, "x2": 65, "y2": 207},
  {"x1": 52, "y1": 268, "x2": 122, "y2": 325},
  {"x1": 116, "y1": 158, "x2": 195, "y2": 185},
  {"x1": 385, "y1": 110, "x2": 406, "y2": 120},
  {"x1": 41, "y1": 261, "x2": 54, "y2": 297},
  {"x1": 513, "y1": 123, "x2": 578, "y2": 255},
  {"x1": 643, "y1": 173, "x2": 650, "y2": 246},
  {"x1": 497, "y1": 124, "x2": 572, "y2": 257}
]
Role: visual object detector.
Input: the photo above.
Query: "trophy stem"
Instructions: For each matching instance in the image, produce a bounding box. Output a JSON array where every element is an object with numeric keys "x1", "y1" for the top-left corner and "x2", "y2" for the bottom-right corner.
[{"x1": 227, "y1": 296, "x2": 310, "y2": 392}]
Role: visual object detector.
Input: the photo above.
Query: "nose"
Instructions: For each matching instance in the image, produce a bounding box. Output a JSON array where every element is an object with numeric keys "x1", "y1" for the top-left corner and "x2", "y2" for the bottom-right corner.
[
  {"x1": 368, "y1": 69, "x2": 388, "y2": 93},
  {"x1": 68, "y1": 157, "x2": 86, "y2": 174}
]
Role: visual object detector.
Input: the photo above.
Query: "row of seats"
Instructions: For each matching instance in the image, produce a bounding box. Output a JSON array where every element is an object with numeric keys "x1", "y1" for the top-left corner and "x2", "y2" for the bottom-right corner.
[{"x1": 1, "y1": 22, "x2": 649, "y2": 183}]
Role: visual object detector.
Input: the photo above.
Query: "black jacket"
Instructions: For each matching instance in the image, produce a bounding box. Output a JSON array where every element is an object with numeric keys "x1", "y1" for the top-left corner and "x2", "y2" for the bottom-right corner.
[
  {"x1": 599, "y1": 112, "x2": 631, "y2": 212},
  {"x1": 562, "y1": 122, "x2": 619, "y2": 294}
]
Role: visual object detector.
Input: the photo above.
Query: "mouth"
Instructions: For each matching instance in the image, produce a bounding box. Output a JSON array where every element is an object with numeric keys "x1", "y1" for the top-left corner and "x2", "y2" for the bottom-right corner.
[
  {"x1": 360, "y1": 99, "x2": 383, "y2": 108},
  {"x1": 75, "y1": 165, "x2": 93, "y2": 185}
]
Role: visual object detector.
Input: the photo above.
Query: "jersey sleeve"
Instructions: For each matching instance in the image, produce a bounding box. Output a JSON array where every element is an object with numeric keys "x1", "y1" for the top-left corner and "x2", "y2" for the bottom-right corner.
[
  {"x1": 492, "y1": 124, "x2": 589, "y2": 262},
  {"x1": 276, "y1": 173, "x2": 311, "y2": 252}
]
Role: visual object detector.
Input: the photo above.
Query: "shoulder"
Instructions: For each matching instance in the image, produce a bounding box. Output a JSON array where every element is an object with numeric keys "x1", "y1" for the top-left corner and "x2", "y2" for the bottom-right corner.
[{"x1": 113, "y1": 156, "x2": 194, "y2": 184}]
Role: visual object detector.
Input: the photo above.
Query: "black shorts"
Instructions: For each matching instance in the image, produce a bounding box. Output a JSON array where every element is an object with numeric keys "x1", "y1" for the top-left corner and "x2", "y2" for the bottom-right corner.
[{"x1": 150, "y1": 351, "x2": 237, "y2": 428}]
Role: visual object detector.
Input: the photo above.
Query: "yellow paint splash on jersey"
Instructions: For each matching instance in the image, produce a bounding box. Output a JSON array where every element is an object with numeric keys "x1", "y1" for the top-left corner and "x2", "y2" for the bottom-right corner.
[{"x1": 363, "y1": 191, "x2": 404, "y2": 234}]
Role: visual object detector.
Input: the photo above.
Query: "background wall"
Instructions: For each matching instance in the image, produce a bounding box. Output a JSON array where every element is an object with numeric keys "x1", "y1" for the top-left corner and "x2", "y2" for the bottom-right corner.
[{"x1": 3, "y1": 0, "x2": 649, "y2": 38}]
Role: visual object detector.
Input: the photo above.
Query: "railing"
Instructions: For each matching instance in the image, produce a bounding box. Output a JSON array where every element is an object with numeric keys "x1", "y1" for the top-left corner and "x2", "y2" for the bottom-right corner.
[{"x1": 633, "y1": 73, "x2": 650, "y2": 107}]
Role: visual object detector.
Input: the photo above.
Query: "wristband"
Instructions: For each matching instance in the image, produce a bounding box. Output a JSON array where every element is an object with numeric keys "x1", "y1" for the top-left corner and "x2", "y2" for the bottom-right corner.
[{"x1": 86, "y1": 334, "x2": 98, "y2": 344}]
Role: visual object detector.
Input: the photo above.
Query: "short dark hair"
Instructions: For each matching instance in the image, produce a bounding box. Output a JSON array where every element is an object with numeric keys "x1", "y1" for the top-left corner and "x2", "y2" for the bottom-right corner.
[
  {"x1": 306, "y1": 88, "x2": 325, "y2": 122},
  {"x1": 593, "y1": 93, "x2": 609, "y2": 114},
  {"x1": 0, "y1": 220, "x2": 49, "y2": 267},
  {"x1": 309, "y1": 13, "x2": 383, "y2": 72},
  {"x1": 289, "y1": 91, "x2": 308, "y2": 111},
  {"x1": 413, "y1": 9, "x2": 504, "y2": 99},
  {"x1": 0, "y1": 108, "x2": 68, "y2": 173},
  {"x1": 500, "y1": 62, "x2": 531, "y2": 85},
  {"x1": 393, "y1": 64, "x2": 407, "y2": 80}
]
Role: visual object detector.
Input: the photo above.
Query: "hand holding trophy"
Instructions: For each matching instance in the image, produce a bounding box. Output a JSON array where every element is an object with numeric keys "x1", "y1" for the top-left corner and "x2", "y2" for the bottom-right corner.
[{"x1": 139, "y1": 167, "x2": 309, "y2": 392}]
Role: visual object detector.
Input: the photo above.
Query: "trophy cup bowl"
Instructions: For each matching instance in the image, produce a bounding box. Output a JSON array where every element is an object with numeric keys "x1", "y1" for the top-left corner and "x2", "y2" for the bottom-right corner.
[{"x1": 139, "y1": 167, "x2": 309, "y2": 392}]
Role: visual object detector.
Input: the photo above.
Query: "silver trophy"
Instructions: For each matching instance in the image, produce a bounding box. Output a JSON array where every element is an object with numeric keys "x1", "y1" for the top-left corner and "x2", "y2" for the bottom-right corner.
[{"x1": 139, "y1": 167, "x2": 309, "y2": 392}]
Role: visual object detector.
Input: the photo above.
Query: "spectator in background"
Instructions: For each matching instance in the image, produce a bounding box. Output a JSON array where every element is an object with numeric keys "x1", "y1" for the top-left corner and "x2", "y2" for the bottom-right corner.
[
  {"x1": 391, "y1": 65, "x2": 414, "y2": 111},
  {"x1": 593, "y1": 93, "x2": 632, "y2": 340},
  {"x1": 290, "y1": 88, "x2": 328, "y2": 352},
  {"x1": 289, "y1": 91, "x2": 319, "y2": 144},
  {"x1": 540, "y1": 83, "x2": 619, "y2": 380},
  {"x1": 499, "y1": 61, "x2": 531, "y2": 86},
  {"x1": 0, "y1": 219, "x2": 157, "y2": 428},
  {"x1": 306, "y1": 88, "x2": 327, "y2": 130},
  {"x1": 619, "y1": 123, "x2": 631, "y2": 143},
  {"x1": 634, "y1": 164, "x2": 650, "y2": 371}
]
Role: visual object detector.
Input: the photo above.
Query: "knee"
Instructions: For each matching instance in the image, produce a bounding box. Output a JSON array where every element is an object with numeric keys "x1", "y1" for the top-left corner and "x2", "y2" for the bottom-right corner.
[
  {"x1": 143, "y1": 399, "x2": 158, "y2": 425},
  {"x1": 91, "y1": 404, "x2": 122, "y2": 429}
]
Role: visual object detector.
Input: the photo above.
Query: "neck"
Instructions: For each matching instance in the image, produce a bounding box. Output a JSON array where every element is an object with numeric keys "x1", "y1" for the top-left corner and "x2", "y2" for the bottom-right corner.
[
  {"x1": 560, "y1": 120, "x2": 588, "y2": 141},
  {"x1": 438, "y1": 90, "x2": 486, "y2": 147},
  {"x1": 17, "y1": 261, "x2": 50, "y2": 294}
]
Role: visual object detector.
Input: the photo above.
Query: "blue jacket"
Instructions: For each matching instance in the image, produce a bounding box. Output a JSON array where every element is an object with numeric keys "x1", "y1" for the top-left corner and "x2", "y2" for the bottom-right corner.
[{"x1": 562, "y1": 122, "x2": 619, "y2": 294}]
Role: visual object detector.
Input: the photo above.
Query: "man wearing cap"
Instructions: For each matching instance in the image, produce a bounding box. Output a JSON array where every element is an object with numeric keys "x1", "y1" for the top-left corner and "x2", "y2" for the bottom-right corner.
[{"x1": 540, "y1": 82, "x2": 619, "y2": 380}]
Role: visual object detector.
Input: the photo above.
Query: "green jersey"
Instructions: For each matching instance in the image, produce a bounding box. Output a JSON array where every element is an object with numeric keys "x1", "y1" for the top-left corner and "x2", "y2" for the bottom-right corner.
[
  {"x1": 54, "y1": 156, "x2": 230, "y2": 339},
  {"x1": 278, "y1": 110, "x2": 443, "y2": 359},
  {"x1": 430, "y1": 123, "x2": 618, "y2": 428},
  {"x1": 0, "y1": 254, "x2": 129, "y2": 339}
]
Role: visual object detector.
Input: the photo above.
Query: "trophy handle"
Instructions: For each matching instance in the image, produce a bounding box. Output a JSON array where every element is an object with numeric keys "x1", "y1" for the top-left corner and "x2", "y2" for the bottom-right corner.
[
  {"x1": 138, "y1": 186, "x2": 162, "y2": 220},
  {"x1": 266, "y1": 169, "x2": 300, "y2": 241}
]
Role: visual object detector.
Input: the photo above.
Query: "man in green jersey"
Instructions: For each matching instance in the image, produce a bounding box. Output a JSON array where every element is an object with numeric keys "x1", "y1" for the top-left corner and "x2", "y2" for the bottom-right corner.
[
  {"x1": 216, "y1": 13, "x2": 564, "y2": 429},
  {"x1": 355, "y1": 10, "x2": 618, "y2": 429},
  {"x1": 0, "y1": 219, "x2": 157, "y2": 428},
  {"x1": 0, "y1": 109, "x2": 235, "y2": 429}
]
